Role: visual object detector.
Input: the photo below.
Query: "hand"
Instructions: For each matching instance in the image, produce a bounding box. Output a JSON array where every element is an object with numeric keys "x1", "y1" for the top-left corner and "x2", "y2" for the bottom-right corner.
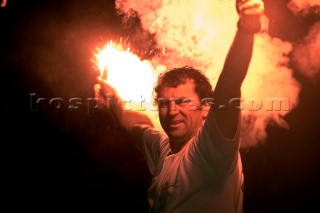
[
  {"x1": 94, "y1": 76, "x2": 119, "y2": 111},
  {"x1": 236, "y1": 0, "x2": 265, "y2": 34}
]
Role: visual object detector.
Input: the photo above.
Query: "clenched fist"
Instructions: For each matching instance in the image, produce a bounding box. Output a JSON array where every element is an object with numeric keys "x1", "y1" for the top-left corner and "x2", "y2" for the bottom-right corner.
[
  {"x1": 236, "y1": 0, "x2": 265, "y2": 34},
  {"x1": 94, "y1": 76, "x2": 121, "y2": 111}
]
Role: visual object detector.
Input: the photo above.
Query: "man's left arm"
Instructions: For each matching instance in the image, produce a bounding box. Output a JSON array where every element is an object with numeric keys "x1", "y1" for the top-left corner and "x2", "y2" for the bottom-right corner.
[{"x1": 213, "y1": 0, "x2": 264, "y2": 139}]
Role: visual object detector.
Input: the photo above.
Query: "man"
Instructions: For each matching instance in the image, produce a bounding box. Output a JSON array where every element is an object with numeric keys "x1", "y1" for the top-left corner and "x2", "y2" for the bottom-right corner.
[{"x1": 94, "y1": 0, "x2": 264, "y2": 212}]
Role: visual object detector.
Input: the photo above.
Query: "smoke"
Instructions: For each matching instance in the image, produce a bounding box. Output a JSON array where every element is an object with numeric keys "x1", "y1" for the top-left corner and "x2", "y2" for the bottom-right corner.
[
  {"x1": 240, "y1": 33, "x2": 300, "y2": 148},
  {"x1": 288, "y1": 0, "x2": 320, "y2": 83},
  {"x1": 288, "y1": 0, "x2": 320, "y2": 15},
  {"x1": 115, "y1": 0, "x2": 301, "y2": 148},
  {"x1": 292, "y1": 22, "x2": 320, "y2": 82},
  {"x1": 115, "y1": 0, "x2": 238, "y2": 76}
]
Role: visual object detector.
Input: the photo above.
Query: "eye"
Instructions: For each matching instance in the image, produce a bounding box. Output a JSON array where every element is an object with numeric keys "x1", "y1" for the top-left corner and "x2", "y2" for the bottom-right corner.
[
  {"x1": 175, "y1": 98, "x2": 192, "y2": 106},
  {"x1": 158, "y1": 103, "x2": 167, "y2": 109},
  {"x1": 158, "y1": 99, "x2": 170, "y2": 109},
  {"x1": 174, "y1": 98, "x2": 183, "y2": 105}
]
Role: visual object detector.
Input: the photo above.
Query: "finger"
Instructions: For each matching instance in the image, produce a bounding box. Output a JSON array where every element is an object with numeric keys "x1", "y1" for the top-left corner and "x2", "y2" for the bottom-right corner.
[
  {"x1": 97, "y1": 75, "x2": 105, "y2": 84},
  {"x1": 94, "y1": 83, "x2": 101, "y2": 90},
  {"x1": 240, "y1": 7, "x2": 264, "y2": 17},
  {"x1": 93, "y1": 84, "x2": 104, "y2": 109},
  {"x1": 94, "y1": 84, "x2": 102, "y2": 100},
  {"x1": 242, "y1": 7, "x2": 264, "y2": 16},
  {"x1": 240, "y1": 3, "x2": 263, "y2": 12},
  {"x1": 239, "y1": 0, "x2": 264, "y2": 11}
]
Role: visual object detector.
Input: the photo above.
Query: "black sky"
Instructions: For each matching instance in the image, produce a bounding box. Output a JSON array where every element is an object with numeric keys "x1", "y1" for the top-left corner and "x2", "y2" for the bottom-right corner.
[{"x1": 1, "y1": 0, "x2": 320, "y2": 212}]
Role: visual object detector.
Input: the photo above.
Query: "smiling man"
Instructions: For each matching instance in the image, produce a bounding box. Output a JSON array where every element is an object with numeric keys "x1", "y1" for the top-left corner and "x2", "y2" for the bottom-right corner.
[
  {"x1": 94, "y1": 0, "x2": 264, "y2": 212},
  {"x1": 154, "y1": 67, "x2": 215, "y2": 153}
]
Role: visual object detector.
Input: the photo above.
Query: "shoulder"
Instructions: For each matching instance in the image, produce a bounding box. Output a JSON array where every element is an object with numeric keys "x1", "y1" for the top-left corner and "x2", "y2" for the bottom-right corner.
[{"x1": 132, "y1": 124, "x2": 168, "y2": 151}]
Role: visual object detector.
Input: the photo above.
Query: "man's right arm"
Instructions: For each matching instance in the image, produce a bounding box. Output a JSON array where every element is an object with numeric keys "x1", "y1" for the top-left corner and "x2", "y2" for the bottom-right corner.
[{"x1": 94, "y1": 76, "x2": 154, "y2": 151}]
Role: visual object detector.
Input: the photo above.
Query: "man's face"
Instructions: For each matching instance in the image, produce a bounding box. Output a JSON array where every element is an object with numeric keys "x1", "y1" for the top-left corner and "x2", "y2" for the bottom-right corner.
[{"x1": 158, "y1": 81, "x2": 207, "y2": 144}]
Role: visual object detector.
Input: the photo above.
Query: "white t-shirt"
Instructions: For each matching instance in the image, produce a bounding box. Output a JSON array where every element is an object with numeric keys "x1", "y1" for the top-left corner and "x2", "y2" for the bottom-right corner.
[{"x1": 142, "y1": 111, "x2": 243, "y2": 213}]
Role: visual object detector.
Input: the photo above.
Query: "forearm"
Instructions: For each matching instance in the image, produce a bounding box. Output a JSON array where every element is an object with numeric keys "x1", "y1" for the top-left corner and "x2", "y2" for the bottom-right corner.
[
  {"x1": 111, "y1": 98, "x2": 154, "y2": 133},
  {"x1": 217, "y1": 30, "x2": 254, "y2": 93},
  {"x1": 95, "y1": 77, "x2": 154, "y2": 134},
  {"x1": 214, "y1": 0, "x2": 263, "y2": 97},
  {"x1": 109, "y1": 99, "x2": 154, "y2": 150},
  {"x1": 206, "y1": 0, "x2": 263, "y2": 139}
]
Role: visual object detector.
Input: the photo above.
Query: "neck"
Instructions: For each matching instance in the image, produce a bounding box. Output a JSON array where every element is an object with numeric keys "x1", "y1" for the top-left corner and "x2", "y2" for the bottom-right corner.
[
  {"x1": 169, "y1": 135, "x2": 194, "y2": 154},
  {"x1": 169, "y1": 140, "x2": 186, "y2": 154},
  {"x1": 168, "y1": 127, "x2": 201, "y2": 153}
]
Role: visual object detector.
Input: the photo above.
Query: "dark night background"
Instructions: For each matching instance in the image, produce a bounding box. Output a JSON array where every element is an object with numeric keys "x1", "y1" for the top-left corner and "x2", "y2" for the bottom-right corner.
[{"x1": 1, "y1": 0, "x2": 320, "y2": 212}]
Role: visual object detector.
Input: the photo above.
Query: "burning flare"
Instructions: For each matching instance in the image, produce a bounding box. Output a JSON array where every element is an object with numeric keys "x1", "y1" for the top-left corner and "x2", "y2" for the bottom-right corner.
[
  {"x1": 95, "y1": 41, "x2": 157, "y2": 104},
  {"x1": 94, "y1": 41, "x2": 164, "y2": 130}
]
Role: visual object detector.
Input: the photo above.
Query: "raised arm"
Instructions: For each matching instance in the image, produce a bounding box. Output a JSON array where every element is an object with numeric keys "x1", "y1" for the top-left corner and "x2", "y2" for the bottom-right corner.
[
  {"x1": 94, "y1": 76, "x2": 154, "y2": 150},
  {"x1": 213, "y1": 0, "x2": 264, "y2": 139}
]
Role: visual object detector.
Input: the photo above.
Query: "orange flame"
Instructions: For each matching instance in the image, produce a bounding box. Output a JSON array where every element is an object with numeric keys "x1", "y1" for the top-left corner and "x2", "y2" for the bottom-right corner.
[{"x1": 95, "y1": 41, "x2": 157, "y2": 104}]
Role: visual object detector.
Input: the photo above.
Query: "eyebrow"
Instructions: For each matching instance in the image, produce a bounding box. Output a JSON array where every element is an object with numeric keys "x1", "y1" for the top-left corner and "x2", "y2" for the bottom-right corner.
[
  {"x1": 160, "y1": 97, "x2": 196, "y2": 104},
  {"x1": 158, "y1": 97, "x2": 194, "y2": 100}
]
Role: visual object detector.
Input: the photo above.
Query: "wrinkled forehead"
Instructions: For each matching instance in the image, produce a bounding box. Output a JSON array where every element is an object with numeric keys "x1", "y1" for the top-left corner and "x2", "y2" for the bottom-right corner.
[{"x1": 157, "y1": 81, "x2": 199, "y2": 99}]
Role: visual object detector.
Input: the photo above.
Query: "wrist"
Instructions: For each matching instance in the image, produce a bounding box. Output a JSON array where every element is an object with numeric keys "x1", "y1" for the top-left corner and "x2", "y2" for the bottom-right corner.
[{"x1": 237, "y1": 18, "x2": 261, "y2": 35}]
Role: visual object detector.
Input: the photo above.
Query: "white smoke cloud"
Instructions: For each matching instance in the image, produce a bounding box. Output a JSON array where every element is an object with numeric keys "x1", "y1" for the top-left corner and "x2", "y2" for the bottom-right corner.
[
  {"x1": 241, "y1": 33, "x2": 301, "y2": 148},
  {"x1": 115, "y1": 0, "x2": 301, "y2": 148},
  {"x1": 288, "y1": 0, "x2": 320, "y2": 15},
  {"x1": 116, "y1": 0, "x2": 238, "y2": 76},
  {"x1": 292, "y1": 21, "x2": 320, "y2": 83},
  {"x1": 288, "y1": 0, "x2": 320, "y2": 83}
]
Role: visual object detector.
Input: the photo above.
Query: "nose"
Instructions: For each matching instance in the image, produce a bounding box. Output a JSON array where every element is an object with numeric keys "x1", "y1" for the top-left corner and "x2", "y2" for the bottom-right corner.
[{"x1": 168, "y1": 100, "x2": 179, "y2": 116}]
